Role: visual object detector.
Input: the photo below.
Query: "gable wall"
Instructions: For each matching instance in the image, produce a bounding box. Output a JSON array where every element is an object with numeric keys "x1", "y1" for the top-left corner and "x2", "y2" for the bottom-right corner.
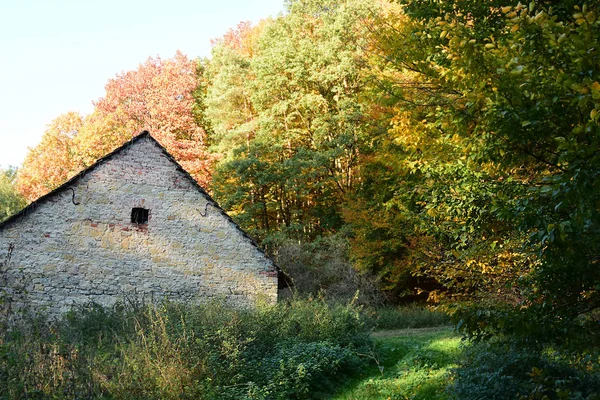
[{"x1": 0, "y1": 136, "x2": 277, "y2": 315}]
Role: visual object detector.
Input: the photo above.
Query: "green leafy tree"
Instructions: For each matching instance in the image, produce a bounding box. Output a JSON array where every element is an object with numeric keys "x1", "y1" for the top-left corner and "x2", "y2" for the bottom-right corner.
[
  {"x1": 367, "y1": 0, "x2": 600, "y2": 342},
  {"x1": 0, "y1": 167, "x2": 26, "y2": 222},
  {"x1": 207, "y1": 0, "x2": 385, "y2": 245}
]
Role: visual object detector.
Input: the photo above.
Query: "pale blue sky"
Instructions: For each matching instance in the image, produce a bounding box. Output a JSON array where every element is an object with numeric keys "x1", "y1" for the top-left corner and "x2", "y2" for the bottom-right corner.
[{"x1": 0, "y1": 0, "x2": 284, "y2": 168}]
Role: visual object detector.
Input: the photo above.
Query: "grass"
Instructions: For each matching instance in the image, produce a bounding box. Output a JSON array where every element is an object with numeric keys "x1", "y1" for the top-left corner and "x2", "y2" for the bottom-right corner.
[{"x1": 333, "y1": 326, "x2": 462, "y2": 400}]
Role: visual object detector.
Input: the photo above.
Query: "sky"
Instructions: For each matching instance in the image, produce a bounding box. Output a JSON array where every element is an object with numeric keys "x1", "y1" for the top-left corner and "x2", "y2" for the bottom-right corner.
[{"x1": 0, "y1": 0, "x2": 284, "y2": 169}]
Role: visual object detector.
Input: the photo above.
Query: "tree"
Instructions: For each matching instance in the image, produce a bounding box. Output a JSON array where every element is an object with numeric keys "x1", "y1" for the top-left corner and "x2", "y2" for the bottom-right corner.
[
  {"x1": 17, "y1": 53, "x2": 214, "y2": 200},
  {"x1": 0, "y1": 167, "x2": 26, "y2": 222},
  {"x1": 92, "y1": 51, "x2": 213, "y2": 187},
  {"x1": 205, "y1": 21, "x2": 263, "y2": 154},
  {"x1": 17, "y1": 112, "x2": 83, "y2": 201},
  {"x1": 368, "y1": 0, "x2": 600, "y2": 342},
  {"x1": 207, "y1": 0, "x2": 384, "y2": 244}
]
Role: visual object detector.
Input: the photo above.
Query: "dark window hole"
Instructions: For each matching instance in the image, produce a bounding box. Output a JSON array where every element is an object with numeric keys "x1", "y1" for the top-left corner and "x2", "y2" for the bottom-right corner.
[{"x1": 131, "y1": 208, "x2": 149, "y2": 224}]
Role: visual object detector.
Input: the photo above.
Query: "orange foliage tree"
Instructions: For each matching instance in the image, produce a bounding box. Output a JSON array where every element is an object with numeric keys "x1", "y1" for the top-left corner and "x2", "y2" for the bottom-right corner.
[
  {"x1": 17, "y1": 112, "x2": 83, "y2": 201},
  {"x1": 87, "y1": 50, "x2": 213, "y2": 187},
  {"x1": 18, "y1": 52, "x2": 213, "y2": 201}
]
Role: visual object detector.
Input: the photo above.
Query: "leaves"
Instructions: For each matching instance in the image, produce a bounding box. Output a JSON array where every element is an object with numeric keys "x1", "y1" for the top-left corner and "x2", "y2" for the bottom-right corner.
[
  {"x1": 17, "y1": 112, "x2": 83, "y2": 201},
  {"x1": 91, "y1": 51, "x2": 214, "y2": 188}
]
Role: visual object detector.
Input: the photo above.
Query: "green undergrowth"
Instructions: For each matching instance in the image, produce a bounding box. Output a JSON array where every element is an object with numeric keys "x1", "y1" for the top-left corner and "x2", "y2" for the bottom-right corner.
[
  {"x1": 0, "y1": 299, "x2": 371, "y2": 400},
  {"x1": 450, "y1": 339, "x2": 600, "y2": 400},
  {"x1": 333, "y1": 326, "x2": 462, "y2": 400},
  {"x1": 364, "y1": 304, "x2": 450, "y2": 330}
]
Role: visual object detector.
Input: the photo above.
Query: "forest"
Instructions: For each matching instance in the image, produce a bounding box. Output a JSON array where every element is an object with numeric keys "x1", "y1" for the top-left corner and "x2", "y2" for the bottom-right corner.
[{"x1": 1, "y1": 0, "x2": 599, "y2": 398}]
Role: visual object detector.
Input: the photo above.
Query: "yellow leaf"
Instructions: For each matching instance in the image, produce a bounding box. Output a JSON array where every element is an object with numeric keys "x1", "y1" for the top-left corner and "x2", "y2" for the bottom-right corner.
[
  {"x1": 501, "y1": 6, "x2": 512, "y2": 14},
  {"x1": 511, "y1": 24, "x2": 520, "y2": 33},
  {"x1": 586, "y1": 11, "x2": 596, "y2": 24},
  {"x1": 592, "y1": 86, "x2": 600, "y2": 100},
  {"x1": 529, "y1": 367, "x2": 543, "y2": 378}
]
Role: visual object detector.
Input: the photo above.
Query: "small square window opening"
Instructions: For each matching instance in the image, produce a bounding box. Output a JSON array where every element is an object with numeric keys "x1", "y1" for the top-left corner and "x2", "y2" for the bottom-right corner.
[{"x1": 131, "y1": 208, "x2": 149, "y2": 224}]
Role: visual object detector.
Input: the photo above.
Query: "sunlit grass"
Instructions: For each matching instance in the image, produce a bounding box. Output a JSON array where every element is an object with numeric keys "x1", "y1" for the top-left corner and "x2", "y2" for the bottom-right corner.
[{"x1": 333, "y1": 326, "x2": 462, "y2": 400}]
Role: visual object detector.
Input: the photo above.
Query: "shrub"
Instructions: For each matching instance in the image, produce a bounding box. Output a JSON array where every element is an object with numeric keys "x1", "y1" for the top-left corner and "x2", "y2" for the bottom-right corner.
[
  {"x1": 0, "y1": 298, "x2": 371, "y2": 400},
  {"x1": 449, "y1": 339, "x2": 600, "y2": 400},
  {"x1": 275, "y1": 234, "x2": 384, "y2": 306}
]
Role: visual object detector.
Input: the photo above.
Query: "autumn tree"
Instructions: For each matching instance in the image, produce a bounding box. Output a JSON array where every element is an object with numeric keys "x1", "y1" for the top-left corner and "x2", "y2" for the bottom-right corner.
[
  {"x1": 206, "y1": 21, "x2": 267, "y2": 152},
  {"x1": 17, "y1": 112, "x2": 83, "y2": 201},
  {"x1": 17, "y1": 52, "x2": 213, "y2": 200},
  {"x1": 364, "y1": 0, "x2": 600, "y2": 342},
  {"x1": 91, "y1": 51, "x2": 213, "y2": 187}
]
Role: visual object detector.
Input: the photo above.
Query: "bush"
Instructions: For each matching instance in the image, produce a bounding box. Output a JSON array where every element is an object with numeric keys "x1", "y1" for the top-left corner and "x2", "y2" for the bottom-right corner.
[
  {"x1": 275, "y1": 234, "x2": 384, "y2": 306},
  {"x1": 0, "y1": 299, "x2": 370, "y2": 400},
  {"x1": 449, "y1": 339, "x2": 600, "y2": 400}
]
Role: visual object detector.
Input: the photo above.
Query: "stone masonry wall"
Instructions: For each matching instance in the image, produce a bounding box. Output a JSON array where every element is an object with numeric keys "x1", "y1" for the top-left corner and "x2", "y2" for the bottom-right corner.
[{"x1": 0, "y1": 136, "x2": 278, "y2": 315}]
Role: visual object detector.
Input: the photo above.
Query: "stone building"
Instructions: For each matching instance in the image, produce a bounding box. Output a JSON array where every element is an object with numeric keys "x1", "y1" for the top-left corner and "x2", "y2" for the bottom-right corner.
[{"x1": 0, "y1": 132, "x2": 279, "y2": 315}]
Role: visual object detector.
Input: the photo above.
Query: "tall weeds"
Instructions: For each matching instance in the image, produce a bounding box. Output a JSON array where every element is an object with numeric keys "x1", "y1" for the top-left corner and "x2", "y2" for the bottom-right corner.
[{"x1": 0, "y1": 299, "x2": 370, "y2": 399}]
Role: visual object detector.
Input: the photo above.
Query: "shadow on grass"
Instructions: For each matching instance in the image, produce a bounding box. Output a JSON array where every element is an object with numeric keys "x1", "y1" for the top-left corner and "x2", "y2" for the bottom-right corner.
[{"x1": 333, "y1": 326, "x2": 463, "y2": 400}]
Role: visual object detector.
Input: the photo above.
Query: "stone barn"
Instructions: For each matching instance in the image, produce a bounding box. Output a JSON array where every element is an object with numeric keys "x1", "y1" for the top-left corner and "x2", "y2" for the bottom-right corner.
[{"x1": 0, "y1": 132, "x2": 279, "y2": 315}]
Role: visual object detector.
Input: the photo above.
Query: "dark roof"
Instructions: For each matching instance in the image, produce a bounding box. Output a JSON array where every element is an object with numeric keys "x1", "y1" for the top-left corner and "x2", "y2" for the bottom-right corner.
[{"x1": 0, "y1": 131, "x2": 281, "y2": 276}]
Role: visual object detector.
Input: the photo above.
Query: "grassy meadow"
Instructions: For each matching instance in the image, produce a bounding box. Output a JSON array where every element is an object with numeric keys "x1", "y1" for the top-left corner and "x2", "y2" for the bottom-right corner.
[{"x1": 334, "y1": 327, "x2": 461, "y2": 400}]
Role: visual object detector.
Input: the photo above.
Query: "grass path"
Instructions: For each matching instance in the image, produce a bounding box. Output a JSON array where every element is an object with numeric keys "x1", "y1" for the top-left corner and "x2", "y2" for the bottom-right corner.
[{"x1": 333, "y1": 326, "x2": 462, "y2": 400}]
